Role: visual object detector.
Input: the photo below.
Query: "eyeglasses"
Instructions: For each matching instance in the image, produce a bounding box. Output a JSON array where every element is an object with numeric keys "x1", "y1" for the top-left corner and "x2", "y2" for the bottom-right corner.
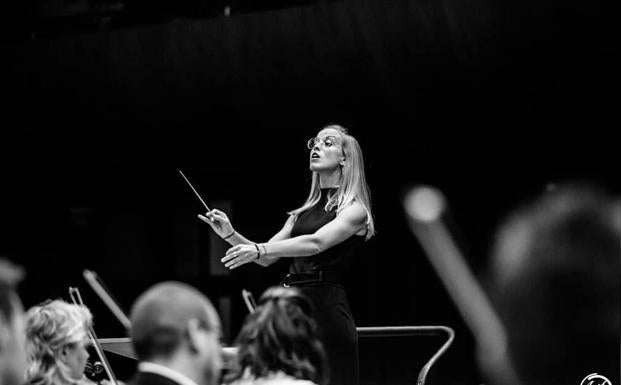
[{"x1": 307, "y1": 136, "x2": 340, "y2": 150}]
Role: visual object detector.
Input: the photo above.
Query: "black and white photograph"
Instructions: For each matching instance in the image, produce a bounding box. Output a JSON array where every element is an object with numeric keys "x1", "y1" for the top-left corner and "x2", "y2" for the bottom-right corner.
[{"x1": 1, "y1": 0, "x2": 618, "y2": 384}]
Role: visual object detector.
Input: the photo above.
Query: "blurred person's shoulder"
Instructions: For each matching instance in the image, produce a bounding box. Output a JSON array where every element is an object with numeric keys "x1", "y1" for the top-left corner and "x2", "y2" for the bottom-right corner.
[{"x1": 229, "y1": 371, "x2": 318, "y2": 385}]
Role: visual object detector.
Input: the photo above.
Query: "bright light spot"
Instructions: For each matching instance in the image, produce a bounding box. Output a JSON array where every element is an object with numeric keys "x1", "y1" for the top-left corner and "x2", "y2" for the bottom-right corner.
[{"x1": 404, "y1": 185, "x2": 446, "y2": 222}]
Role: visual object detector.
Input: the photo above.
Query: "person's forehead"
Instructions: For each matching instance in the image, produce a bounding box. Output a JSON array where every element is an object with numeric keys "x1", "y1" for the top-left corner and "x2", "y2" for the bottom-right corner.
[{"x1": 317, "y1": 128, "x2": 341, "y2": 138}]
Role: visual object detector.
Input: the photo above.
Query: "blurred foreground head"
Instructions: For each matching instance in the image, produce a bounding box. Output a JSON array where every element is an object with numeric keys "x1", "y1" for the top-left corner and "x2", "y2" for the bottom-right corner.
[
  {"x1": 130, "y1": 281, "x2": 222, "y2": 385},
  {"x1": 0, "y1": 259, "x2": 26, "y2": 385},
  {"x1": 485, "y1": 183, "x2": 620, "y2": 385},
  {"x1": 25, "y1": 300, "x2": 92, "y2": 385},
  {"x1": 228, "y1": 286, "x2": 327, "y2": 385}
]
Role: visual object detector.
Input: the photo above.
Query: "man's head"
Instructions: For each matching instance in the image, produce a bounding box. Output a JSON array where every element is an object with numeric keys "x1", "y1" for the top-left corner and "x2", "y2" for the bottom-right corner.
[
  {"x1": 0, "y1": 258, "x2": 26, "y2": 385},
  {"x1": 485, "y1": 183, "x2": 620, "y2": 385},
  {"x1": 130, "y1": 282, "x2": 222, "y2": 385}
]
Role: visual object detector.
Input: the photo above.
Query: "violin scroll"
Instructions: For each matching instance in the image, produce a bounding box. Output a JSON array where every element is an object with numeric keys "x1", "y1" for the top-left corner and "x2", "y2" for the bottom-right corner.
[{"x1": 84, "y1": 361, "x2": 105, "y2": 377}]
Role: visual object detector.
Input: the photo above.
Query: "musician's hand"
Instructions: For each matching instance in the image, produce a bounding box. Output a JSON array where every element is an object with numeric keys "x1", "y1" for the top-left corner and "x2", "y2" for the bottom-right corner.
[
  {"x1": 222, "y1": 244, "x2": 259, "y2": 269},
  {"x1": 198, "y1": 209, "x2": 235, "y2": 239}
]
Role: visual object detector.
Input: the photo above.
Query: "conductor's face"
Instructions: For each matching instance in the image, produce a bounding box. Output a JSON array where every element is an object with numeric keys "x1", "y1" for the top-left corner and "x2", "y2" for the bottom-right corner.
[{"x1": 308, "y1": 128, "x2": 345, "y2": 172}]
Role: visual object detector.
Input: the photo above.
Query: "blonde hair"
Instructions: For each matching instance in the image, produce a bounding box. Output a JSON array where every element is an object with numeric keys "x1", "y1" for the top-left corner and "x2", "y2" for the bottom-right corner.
[
  {"x1": 25, "y1": 300, "x2": 93, "y2": 385},
  {"x1": 288, "y1": 125, "x2": 375, "y2": 240}
]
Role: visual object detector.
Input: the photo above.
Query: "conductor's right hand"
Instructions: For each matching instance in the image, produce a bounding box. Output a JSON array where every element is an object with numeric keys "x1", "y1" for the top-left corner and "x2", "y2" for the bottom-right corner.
[{"x1": 198, "y1": 209, "x2": 235, "y2": 239}]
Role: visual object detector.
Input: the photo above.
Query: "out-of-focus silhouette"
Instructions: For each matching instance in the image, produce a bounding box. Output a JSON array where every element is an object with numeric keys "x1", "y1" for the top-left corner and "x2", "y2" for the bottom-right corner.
[
  {"x1": 127, "y1": 282, "x2": 222, "y2": 385},
  {"x1": 226, "y1": 286, "x2": 327, "y2": 385},
  {"x1": 0, "y1": 258, "x2": 26, "y2": 385},
  {"x1": 404, "y1": 182, "x2": 619, "y2": 385},
  {"x1": 484, "y1": 183, "x2": 620, "y2": 385}
]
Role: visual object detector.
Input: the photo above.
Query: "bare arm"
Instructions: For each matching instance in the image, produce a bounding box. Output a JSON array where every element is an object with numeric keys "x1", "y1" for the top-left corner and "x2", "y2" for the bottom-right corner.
[
  {"x1": 222, "y1": 203, "x2": 367, "y2": 270},
  {"x1": 198, "y1": 209, "x2": 295, "y2": 266},
  {"x1": 253, "y1": 214, "x2": 296, "y2": 266},
  {"x1": 198, "y1": 209, "x2": 263, "y2": 246}
]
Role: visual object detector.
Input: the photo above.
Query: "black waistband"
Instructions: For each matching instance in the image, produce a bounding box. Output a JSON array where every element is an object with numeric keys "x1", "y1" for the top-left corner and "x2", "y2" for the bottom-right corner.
[{"x1": 281, "y1": 270, "x2": 343, "y2": 287}]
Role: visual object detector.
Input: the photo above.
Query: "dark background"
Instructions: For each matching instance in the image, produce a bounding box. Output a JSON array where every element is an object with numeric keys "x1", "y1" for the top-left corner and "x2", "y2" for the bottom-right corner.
[{"x1": 0, "y1": 0, "x2": 618, "y2": 383}]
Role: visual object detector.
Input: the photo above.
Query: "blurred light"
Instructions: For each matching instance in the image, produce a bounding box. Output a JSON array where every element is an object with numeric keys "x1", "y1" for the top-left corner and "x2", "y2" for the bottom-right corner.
[{"x1": 403, "y1": 185, "x2": 446, "y2": 222}]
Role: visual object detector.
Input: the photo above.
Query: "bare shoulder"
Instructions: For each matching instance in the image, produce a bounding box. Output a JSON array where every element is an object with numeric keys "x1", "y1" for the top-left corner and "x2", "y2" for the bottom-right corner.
[
  {"x1": 338, "y1": 201, "x2": 368, "y2": 224},
  {"x1": 286, "y1": 214, "x2": 297, "y2": 225},
  {"x1": 281, "y1": 214, "x2": 297, "y2": 231}
]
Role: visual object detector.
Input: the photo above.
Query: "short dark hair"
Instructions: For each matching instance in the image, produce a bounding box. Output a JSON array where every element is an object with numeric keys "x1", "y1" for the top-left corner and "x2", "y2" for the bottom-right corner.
[
  {"x1": 227, "y1": 286, "x2": 328, "y2": 385},
  {"x1": 490, "y1": 183, "x2": 620, "y2": 385},
  {"x1": 0, "y1": 258, "x2": 24, "y2": 322}
]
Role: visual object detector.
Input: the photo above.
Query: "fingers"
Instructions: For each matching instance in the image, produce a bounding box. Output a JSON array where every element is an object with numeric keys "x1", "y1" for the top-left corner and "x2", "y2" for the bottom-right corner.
[
  {"x1": 198, "y1": 214, "x2": 212, "y2": 223},
  {"x1": 225, "y1": 245, "x2": 241, "y2": 256},
  {"x1": 199, "y1": 213, "x2": 227, "y2": 225},
  {"x1": 221, "y1": 251, "x2": 237, "y2": 266},
  {"x1": 222, "y1": 246, "x2": 257, "y2": 269},
  {"x1": 223, "y1": 254, "x2": 252, "y2": 269},
  {"x1": 222, "y1": 249, "x2": 239, "y2": 263},
  {"x1": 210, "y1": 212, "x2": 228, "y2": 222},
  {"x1": 202, "y1": 212, "x2": 218, "y2": 220},
  {"x1": 207, "y1": 209, "x2": 227, "y2": 218},
  {"x1": 199, "y1": 211, "x2": 228, "y2": 224},
  {"x1": 223, "y1": 256, "x2": 237, "y2": 268},
  {"x1": 227, "y1": 260, "x2": 247, "y2": 270}
]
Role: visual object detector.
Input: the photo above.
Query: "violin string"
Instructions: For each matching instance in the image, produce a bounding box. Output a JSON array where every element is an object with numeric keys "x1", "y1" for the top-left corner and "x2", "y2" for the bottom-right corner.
[{"x1": 68, "y1": 286, "x2": 119, "y2": 385}]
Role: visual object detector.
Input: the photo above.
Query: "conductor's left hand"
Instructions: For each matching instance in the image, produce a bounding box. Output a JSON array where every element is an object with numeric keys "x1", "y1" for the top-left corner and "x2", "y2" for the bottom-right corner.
[{"x1": 222, "y1": 244, "x2": 259, "y2": 269}]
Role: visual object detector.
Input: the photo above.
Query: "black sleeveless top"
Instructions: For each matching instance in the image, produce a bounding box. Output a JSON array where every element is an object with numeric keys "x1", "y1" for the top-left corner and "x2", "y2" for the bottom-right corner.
[{"x1": 289, "y1": 187, "x2": 364, "y2": 283}]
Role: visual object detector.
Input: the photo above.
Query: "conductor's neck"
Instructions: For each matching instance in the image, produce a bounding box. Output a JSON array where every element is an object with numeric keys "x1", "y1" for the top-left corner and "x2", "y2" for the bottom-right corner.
[{"x1": 318, "y1": 169, "x2": 341, "y2": 189}]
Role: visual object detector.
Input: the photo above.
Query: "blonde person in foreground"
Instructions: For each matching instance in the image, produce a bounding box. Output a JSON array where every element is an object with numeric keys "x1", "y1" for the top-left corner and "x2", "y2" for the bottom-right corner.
[
  {"x1": 24, "y1": 300, "x2": 101, "y2": 385},
  {"x1": 199, "y1": 124, "x2": 375, "y2": 385}
]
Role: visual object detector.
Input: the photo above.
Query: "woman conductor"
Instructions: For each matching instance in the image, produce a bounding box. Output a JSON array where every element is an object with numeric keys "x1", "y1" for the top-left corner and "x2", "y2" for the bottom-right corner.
[{"x1": 199, "y1": 124, "x2": 375, "y2": 385}]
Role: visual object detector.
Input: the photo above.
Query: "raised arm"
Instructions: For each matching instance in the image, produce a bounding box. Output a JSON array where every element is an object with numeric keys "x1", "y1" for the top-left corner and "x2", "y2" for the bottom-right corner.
[
  {"x1": 254, "y1": 214, "x2": 296, "y2": 266},
  {"x1": 198, "y1": 209, "x2": 255, "y2": 245},
  {"x1": 198, "y1": 209, "x2": 295, "y2": 266},
  {"x1": 222, "y1": 202, "x2": 367, "y2": 270}
]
